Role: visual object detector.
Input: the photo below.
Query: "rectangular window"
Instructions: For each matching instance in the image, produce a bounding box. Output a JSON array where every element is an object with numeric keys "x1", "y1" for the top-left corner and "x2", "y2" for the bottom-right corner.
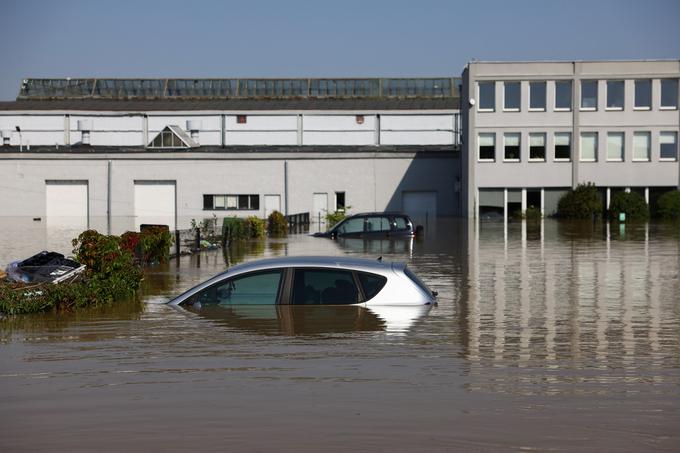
[
  {"x1": 634, "y1": 80, "x2": 652, "y2": 109},
  {"x1": 529, "y1": 82, "x2": 546, "y2": 110},
  {"x1": 478, "y1": 133, "x2": 495, "y2": 161},
  {"x1": 555, "y1": 80, "x2": 572, "y2": 110},
  {"x1": 335, "y1": 191, "x2": 346, "y2": 211},
  {"x1": 633, "y1": 132, "x2": 651, "y2": 161},
  {"x1": 606, "y1": 132, "x2": 624, "y2": 161},
  {"x1": 529, "y1": 133, "x2": 546, "y2": 161},
  {"x1": 503, "y1": 82, "x2": 521, "y2": 111},
  {"x1": 203, "y1": 194, "x2": 259, "y2": 210},
  {"x1": 237, "y1": 114, "x2": 247, "y2": 124},
  {"x1": 504, "y1": 133, "x2": 521, "y2": 161},
  {"x1": 580, "y1": 132, "x2": 598, "y2": 161},
  {"x1": 478, "y1": 82, "x2": 495, "y2": 111},
  {"x1": 606, "y1": 81, "x2": 624, "y2": 110},
  {"x1": 554, "y1": 132, "x2": 571, "y2": 161},
  {"x1": 661, "y1": 79, "x2": 678, "y2": 109},
  {"x1": 660, "y1": 132, "x2": 678, "y2": 160},
  {"x1": 581, "y1": 80, "x2": 598, "y2": 110}
]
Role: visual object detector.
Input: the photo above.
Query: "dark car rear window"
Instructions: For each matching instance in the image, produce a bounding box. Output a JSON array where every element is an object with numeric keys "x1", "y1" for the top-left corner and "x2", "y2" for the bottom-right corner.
[
  {"x1": 394, "y1": 216, "x2": 410, "y2": 231},
  {"x1": 357, "y1": 272, "x2": 388, "y2": 301}
]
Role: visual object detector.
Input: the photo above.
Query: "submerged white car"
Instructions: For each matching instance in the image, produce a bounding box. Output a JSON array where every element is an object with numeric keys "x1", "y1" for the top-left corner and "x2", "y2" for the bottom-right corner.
[{"x1": 167, "y1": 256, "x2": 436, "y2": 307}]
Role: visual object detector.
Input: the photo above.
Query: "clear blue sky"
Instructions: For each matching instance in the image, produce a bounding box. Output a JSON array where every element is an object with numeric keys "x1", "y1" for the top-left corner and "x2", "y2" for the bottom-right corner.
[{"x1": 1, "y1": 0, "x2": 678, "y2": 100}]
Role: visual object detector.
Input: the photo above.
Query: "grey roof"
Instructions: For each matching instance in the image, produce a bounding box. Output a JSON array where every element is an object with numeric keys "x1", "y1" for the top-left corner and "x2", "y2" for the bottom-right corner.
[{"x1": 0, "y1": 97, "x2": 458, "y2": 111}]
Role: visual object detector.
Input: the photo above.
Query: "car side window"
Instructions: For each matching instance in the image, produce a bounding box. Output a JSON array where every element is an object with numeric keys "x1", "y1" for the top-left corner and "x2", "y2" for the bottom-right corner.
[
  {"x1": 189, "y1": 270, "x2": 283, "y2": 305},
  {"x1": 365, "y1": 216, "x2": 390, "y2": 232},
  {"x1": 337, "y1": 217, "x2": 364, "y2": 234},
  {"x1": 357, "y1": 272, "x2": 387, "y2": 301},
  {"x1": 394, "y1": 217, "x2": 408, "y2": 230},
  {"x1": 292, "y1": 268, "x2": 359, "y2": 305}
]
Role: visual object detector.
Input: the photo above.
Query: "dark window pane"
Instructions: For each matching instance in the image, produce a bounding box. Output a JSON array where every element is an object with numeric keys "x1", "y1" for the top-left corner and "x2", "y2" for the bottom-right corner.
[
  {"x1": 365, "y1": 216, "x2": 390, "y2": 232},
  {"x1": 607, "y1": 81, "x2": 624, "y2": 109},
  {"x1": 660, "y1": 132, "x2": 677, "y2": 160},
  {"x1": 394, "y1": 216, "x2": 408, "y2": 230},
  {"x1": 504, "y1": 82, "x2": 521, "y2": 110},
  {"x1": 555, "y1": 81, "x2": 572, "y2": 110},
  {"x1": 661, "y1": 79, "x2": 678, "y2": 108},
  {"x1": 529, "y1": 82, "x2": 546, "y2": 110},
  {"x1": 504, "y1": 133, "x2": 520, "y2": 160},
  {"x1": 581, "y1": 81, "x2": 598, "y2": 109},
  {"x1": 292, "y1": 269, "x2": 358, "y2": 305},
  {"x1": 555, "y1": 133, "x2": 571, "y2": 160},
  {"x1": 238, "y1": 195, "x2": 249, "y2": 209},
  {"x1": 335, "y1": 192, "x2": 346, "y2": 210},
  {"x1": 250, "y1": 195, "x2": 259, "y2": 210},
  {"x1": 358, "y1": 272, "x2": 387, "y2": 301},
  {"x1": 479, "y1": 133, "x2": 495, "y2": 160},
  {"x1": 190, "y1": 270, "x2": 282, "y2": 305},
  {"x1": 635, "y1": 80, "x2": 651, "y2": 108},
  {"x1": 203, "y1": 195, "x2": 213, "y2": 210},
  {"x1": 479, "y1": 82, "x2": 495, "y2": 110}
]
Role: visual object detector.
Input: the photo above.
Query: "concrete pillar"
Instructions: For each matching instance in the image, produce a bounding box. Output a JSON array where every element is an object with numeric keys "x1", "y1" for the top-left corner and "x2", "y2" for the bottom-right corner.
[
  {"x1": 521, "y1": 188, "x2": 527, "y2": 214},
  {"x1": 297, "y1": 114, "x2": 303, "y2": 145},
  {"x1": 540, "y1": 188, "x2": 545, "y2": 216},
  {"x1": 645, "y1": 187, "x2": 649, "y2": 204},
  {"x1": 503, "y1": 188, "x2": 508, "y2": 223},
  {"x1": 606, "y1": 187, "x2": 611, "y2": 210},
  {"x1": 64, "y1": 114, "x2": 70, "y2": 146}
]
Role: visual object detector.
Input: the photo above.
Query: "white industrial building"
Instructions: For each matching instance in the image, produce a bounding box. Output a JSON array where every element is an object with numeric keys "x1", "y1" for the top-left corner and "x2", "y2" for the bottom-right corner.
[{"x1": 0, "y1": 78, "x2": 461, "y2": 234}]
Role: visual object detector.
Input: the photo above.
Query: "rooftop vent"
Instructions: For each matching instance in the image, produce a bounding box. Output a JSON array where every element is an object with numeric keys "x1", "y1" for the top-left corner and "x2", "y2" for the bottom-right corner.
[
  {"x1": 77, "y1": 119, "x2": 92, "y2": 145},
  {"x1": 186, "y1": 120, "x2": 202, "y2": 144}
]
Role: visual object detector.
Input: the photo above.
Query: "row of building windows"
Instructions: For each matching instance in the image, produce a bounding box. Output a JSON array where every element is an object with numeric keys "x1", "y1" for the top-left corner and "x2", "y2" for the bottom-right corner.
[
  {"x1": 477, "y1": 79, "x2": 679, "y2": 112},
  {"x1": 203, "y1": 194, "x2": 260, "y2": 210},
  {"x1": 478, "y1": 131, "x2": 678, "y2": 162}
]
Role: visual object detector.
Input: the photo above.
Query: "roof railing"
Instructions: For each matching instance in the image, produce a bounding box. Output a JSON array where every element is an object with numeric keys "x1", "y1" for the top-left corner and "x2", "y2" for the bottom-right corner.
[{"x1": 18, "y1": 77, "x2": 460, "y2": 100}]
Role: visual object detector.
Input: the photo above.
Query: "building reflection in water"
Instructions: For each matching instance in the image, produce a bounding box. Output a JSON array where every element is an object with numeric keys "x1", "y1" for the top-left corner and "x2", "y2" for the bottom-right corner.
[{"x1": 461, "y1": 218, "x2": 680, "y2": 390}]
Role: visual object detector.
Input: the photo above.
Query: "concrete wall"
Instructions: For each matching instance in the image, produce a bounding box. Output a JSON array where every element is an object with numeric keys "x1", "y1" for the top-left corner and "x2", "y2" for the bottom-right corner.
[
  {"x1": 0, "y1": 151, "x2": 459, "y2": 234},
  {"x1": 0, "y1": 111, "x2": 459, "y2": 148}
]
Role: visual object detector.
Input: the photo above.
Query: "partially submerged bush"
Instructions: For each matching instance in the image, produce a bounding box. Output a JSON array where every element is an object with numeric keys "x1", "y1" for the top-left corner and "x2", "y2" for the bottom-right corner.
[
  {"x1": 245, "y1": 216, "x2": 266, "y2": 238},
  {"x1": 1, "y1": 230, "x2": 143, "y2": 315},
  {"x1": 657, "y1": 190, "x2": 680, "y2": 221},
  {"x1": 609, "y1": 191, "x2": 649, "y2": 221},
  {"x1": 267, "y1": 211, "x2": 288, "y2": 236},
  {"x1": 223, "y1": 217, "x2": 266, "y2": 243},
  {"x1": 119, "y1": 227, "x2": 172, "y2": 263},
  {"x1": 524, "y1": 206, "x2": 543, "y2": 222},
  {"x1": 326, "y1": 208, "x2": 350, "y2": 229},
  {"x1": 557, "y1": 183, "x2": 602, "y2": 219}
]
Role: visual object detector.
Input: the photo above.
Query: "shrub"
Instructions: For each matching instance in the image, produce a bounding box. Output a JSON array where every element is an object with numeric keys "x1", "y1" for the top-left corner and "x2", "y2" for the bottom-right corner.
[
  {"x1": 557, "y1": 183, "x2": 602, "y2": 219},
  {"x1": 524, "y1": 206, "x2": 542, "y2": 222},
  {"x1": 0, "y1": 230, "x2": 143, "y2": 315},
  {"x1": 609, "y1": 191, "x2": 649, "y2": 221},
  {"x1": 326, "y1": 208, "x2": 350, "y2": 229},
  {"x1": 267, "y1": 211, "x2": 288, "y2": 236},
  {"x1": 120, "y1": 228, "x2": 172, "y2": 264},
  {"x1": 245, "y1": 216, "x2": 266, "y2": 238},
  {"x1": 657, "y1": 190, "x2": 680, "y2": 221}
]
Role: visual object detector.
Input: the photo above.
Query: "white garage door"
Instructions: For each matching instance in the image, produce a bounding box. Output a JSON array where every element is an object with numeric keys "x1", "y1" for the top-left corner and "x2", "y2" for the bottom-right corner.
[
  {"x1": 402, "y1": 191, "x2": 437, "y2": 224},
  {"x1": 264, "y1": 194, "x2": 281, "y2": 218},
  {"x1": 45, "y1": 181, "x2": 89, "y2": 254},
  {"x1": 134, "y1": 182, "x2": 176, "y2": 231}
]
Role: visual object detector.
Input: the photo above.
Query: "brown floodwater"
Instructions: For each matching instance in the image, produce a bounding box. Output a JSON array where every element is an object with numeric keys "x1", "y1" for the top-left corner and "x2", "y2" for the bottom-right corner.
[{"x1": 1, "y1": 219, "x2": 680, "y2": 452}]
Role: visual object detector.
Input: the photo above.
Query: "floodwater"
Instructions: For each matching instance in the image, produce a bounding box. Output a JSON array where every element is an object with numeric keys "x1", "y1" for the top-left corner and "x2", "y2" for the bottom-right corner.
[{"x1": 1, "y1": 219, "x2": 680, "y2": 452}]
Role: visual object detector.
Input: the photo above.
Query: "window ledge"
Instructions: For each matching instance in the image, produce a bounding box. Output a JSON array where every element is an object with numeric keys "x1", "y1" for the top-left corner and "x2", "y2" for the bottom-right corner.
[
  {"x1": 528, "y1": 108, "x2": 546, "y2": 112},
  {"x1": 660, "y1": 106, "x2": 678, "y2": 110},
  {"x1": 659, "y1": 158, "x2": 678, "y2": 162},
  {"x1": 605, "y1": 107, "x2": 623, "y2": 111},
  {"x1": 606, "y1": 159, "x2": 624, "y2": 162},
  {"x1": 553, "y1": 158, "x2": 571, "y2": 162},
  {"x1": 632, "y1": 158, "x2": 651, "y2": 162},
  {"x1": 529, "y1": 159, "x2": 546, "y2": 162},
  {"x1": 633, "y1": 106, "x2": 651, "y2": 111},
  {"x1": 478, "y1": 159, "x2": 496, "y2": 163},
  {"x1": 503, "y1": 159, "x2": 521, "y2": 163},
  {"x1": 477, "y1": 108, "x2": 495, "y2": 113},
  {"x1": 580, "y1": 159, "x2": 597, "y2": 162},
  {"x1": 580, "y1": 107, "x2": 597, "y2": 111},
  {"x1": 502, "y1": 108, "x2": 520, "y2": 112},
  {"x1": 553, "y1": 108, "x2": 571, "y2": 112}
]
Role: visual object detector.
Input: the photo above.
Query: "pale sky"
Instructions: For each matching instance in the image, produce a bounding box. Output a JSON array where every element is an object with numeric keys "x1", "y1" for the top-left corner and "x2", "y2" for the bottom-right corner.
[{"x1": 1, "y1": 0, "x2": 678, "y2": 100}]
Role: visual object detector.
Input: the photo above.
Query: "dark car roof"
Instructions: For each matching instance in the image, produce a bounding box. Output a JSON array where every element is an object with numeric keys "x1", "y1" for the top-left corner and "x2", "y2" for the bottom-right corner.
[{"x1": 345, "y1": 212, "x2": 410, "y2": 217}]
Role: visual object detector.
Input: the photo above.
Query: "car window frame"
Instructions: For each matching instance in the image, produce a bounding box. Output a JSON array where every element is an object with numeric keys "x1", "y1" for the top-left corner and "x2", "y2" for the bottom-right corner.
[
  {"x1": 285, "y1": 267, "x2": 367, "y2": 305},
  {"x1": 186, "y1": 268, "x2": 287, "y2": 306}
]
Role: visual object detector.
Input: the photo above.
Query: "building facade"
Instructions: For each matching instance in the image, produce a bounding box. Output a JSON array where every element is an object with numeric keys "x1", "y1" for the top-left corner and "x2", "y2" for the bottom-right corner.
[
  {"x1": 0, "y1": 78, "x2": 461, "y2": 234},
  {"x1": 461, "y1": 60, "x2": 680, "y2": 218}
]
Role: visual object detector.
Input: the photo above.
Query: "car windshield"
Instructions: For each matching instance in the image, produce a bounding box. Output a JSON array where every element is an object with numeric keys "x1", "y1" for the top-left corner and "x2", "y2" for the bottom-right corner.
[
  {"x1": 334, "y1": 217, "x2": 364, "y2": 234},
  {"x1": 188, "y1": 270, "x2": 283, "y2": 305}
]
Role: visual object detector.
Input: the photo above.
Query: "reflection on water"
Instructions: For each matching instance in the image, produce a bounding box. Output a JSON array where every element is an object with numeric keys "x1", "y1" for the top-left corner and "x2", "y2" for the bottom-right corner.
[
  {"x1": 1, "y1": 218, "x2": 679, "y2": 451},
  {"x1": 178, "y1": 304, "x2": 431, "y2": 336}
]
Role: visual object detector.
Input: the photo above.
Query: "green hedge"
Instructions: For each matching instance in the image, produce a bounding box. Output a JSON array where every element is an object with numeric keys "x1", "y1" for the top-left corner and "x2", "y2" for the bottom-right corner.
[
  {"x1": 609, "y1": 191, "x2": 649, "y2": 221},
  {"x1": 222, "y1": 217, "x2": 266, "y2": 242},
  {"x1": 657, "y1": 190, "x2": 680, "y2": 221},
  {"x1": 267, "y1": 211, "x2": 288, "y2": 236},
  {"x1": 557, "y1": 183, "x2": 602, "y2": 219},
  {"x1": 0, "y1": 230, "x2": 143, "y2": 315}
]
